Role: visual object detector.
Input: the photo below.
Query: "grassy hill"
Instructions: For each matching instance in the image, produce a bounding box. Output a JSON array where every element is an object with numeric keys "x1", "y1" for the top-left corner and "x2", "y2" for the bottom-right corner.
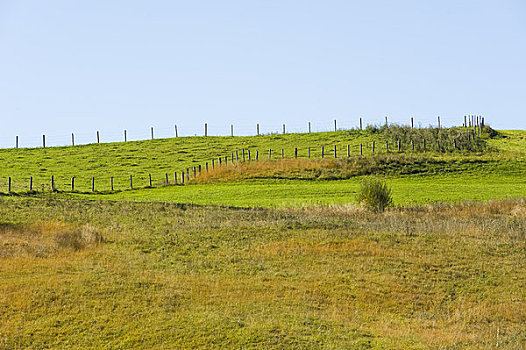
[
  {"x1": 1, "y1": 126, "x2": 525, "y2": 207},
  {"x1": 1, "y1": 127, "x2": 525, "y2": 348}
]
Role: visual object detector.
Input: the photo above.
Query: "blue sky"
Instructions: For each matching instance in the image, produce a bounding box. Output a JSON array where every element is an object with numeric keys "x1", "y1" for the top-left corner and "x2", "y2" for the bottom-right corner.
[{"x1": 1, "y1": 1, "x2": 525, "y2": 147}]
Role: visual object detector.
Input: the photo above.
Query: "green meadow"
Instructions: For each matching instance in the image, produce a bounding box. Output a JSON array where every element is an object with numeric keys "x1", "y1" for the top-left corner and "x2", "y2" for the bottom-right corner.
[
  {"x1": 1, "y1": 126, "x2": 525, "y2": 348},
  {"x1": 1, "y1": 126, "x2": 525, "y2": 207}
]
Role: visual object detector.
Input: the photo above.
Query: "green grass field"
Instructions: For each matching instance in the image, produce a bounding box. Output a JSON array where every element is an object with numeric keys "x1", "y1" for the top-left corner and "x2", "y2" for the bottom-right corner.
[
  {"x1": 74, "y1": 172, "x2": 526, "y2": 208},
  {"x1": 1, "y1": 127, "x2": 526, "y2": 207},
  {"x1": 1, "y1": 126, "x2": 526, "y2": 348}
]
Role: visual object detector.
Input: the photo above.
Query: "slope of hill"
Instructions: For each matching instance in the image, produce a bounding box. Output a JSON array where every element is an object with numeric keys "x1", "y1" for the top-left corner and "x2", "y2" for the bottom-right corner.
[{"x1": 1, "y1": 127, "x2": 525, "y2": 207}]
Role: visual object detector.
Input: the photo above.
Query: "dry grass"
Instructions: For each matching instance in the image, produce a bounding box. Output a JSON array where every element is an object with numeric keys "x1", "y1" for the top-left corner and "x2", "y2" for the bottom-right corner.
[
  {"x1": 0, "y1": 221, "x2": 103, "y2": 258},
  {"x1": 190, "y1": 154, "x2": 510, "y2": 184},
  {"x1": 0, "y1": 197, "x2": 524, "y2": 348}
]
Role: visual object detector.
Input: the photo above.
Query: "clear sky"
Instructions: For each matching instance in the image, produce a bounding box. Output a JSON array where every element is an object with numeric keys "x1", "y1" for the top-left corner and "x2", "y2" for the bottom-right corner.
[{"x1": 1, "y1": 0, "x2": 525, "y2": 147}]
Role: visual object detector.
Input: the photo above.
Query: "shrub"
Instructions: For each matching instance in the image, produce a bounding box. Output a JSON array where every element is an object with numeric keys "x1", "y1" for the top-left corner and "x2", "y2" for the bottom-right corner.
[{"x1": 356, "y1": 177, "x2": 393, "y2": 211}]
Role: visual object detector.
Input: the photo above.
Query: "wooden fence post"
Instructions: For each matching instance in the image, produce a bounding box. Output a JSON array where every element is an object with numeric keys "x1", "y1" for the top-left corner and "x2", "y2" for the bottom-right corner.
[
  {"x1": 92, "y1": 177, "x2": 95, "y2": 192},
  {"x1": 8, "y1": 177, "x2": 11, "y2": 193},
  {"x1": 164, "y1": 173, "x2": 168, "y2": 185},
  {"x1": 124, "y1": 130, "x2": 127, "y2": 142},
  {"x1": 385, "y1": 116, "x2": 388, "y2": 126},
  {"x1": 71, "y1": 177, "x2": 75, "y2": 191},
  {"x1": 295, "y1": 148, "x2": 298, "y2": 158},
  {"x1": 372, "y1": 141, "x2": 375, "y2": 153},
  {"x1": 51, "y1": 175, "x2": 54, "y2": 191},
  {"x1": 130, "y1": 175, "x2": 133, "y2": 189},
  {"x1": 281, "y1": 149, "x2": 284, "y2": 159},
  {"x1": 248, "y1": 150, "x2": 251, "y2": 161},
  {"x1": 321, "y1": 146, "x2": 324, "y2": 158},
  {"x1": 256, "y1": 150, "x2": 259, "y2": 160},
  {"x1": 360, "y1": 144, "x2": 363, "y2": 156},
  {"x1": 360, "y1": 117, "x2": 363, "y2": 130},
  {"x1": 175, "y1": 125, "x2": 178, "y2": 137},
  {"x1": 204, "y1": 123, "x2": 208, "y2": 137},
  {"x1": 242, "y1": 149, "x2": 245, "y2": 162},
  {"x1": 308, "y1": 122, "x2": 311, "y2": 133},
  {"x1": 257, "y1": 123, "x2": 260, "y2": 136},
  {"x1": 111, "y1": 176, "x2": 114, "y2": 191},
  {"x1": 198, "y1": 165, "x2": 201, "y2": 174},
  {"x1": 282, "y1": 124, "x2": 286, "y2": 134},
  {"x1": 464, "y1": 116, "x2": 467, "y2": 127},
  {"x1": 205, "y1": 162, "x2": 208, "y2": 172},
  {"x1": 193, "y1": 167, "x2": 196, "y2": 177},
  {"x1": 43, "y1": 135, "x2": 46, "y2": 148},
  {"x1": 334, "y1": 145, "x2": 337, "y2": 158},
  {"x1": 29, "y1": 176, "x2": 33, "y2": 191},
  {"x1": 411, "y1": 117, "x2": 414, "y2": 129},
  {"x1": 397, "y1": 140, "x2": 401, "y2": 152},
  {"x1": 187, "y1": 168, "x2": 190, "y2": 179},
  {"x1": 71, "y1": 133, "x2": 75, "y2": 146},
  {"x1": 97, "y1": 131, "x2": 100, "y2": 143},
  {"x1": 411, "y1": 140, "x2": 415, "y2": 151},
  {"x1": 423, "y1": 139, "x2": 426, "y2": 151},
  {"x1": 438, "y1": 116, "x2": 441, "y2": 128},
  {"x1": 212, "y1": 159, "x2": 215, "y2": 168},
  {"x1": 151, "y1": 127, "x2": 154, "y2": 140},
  {"x1": 181, "y1": 172, "x2": 185, "y2": 184},
  {"x1": 174, "y1": 172, "x2": 178, "y2": 184},
  {"x1": 231, "y1": 124, "x2": 233, "y2": 137},
  {"x1": 15, "y1": 136, "x2": 18, "y2": 149},
  {"x1": 231, "y1": 152, "x2": 234, "y2": 163},
  {"x1": 269, "y1": 149, "x2": 272, "y2": 159},
  {"x1": 308, "y1": 147, "x2": 311, "y2": 158},
  {"x1": 386, "y1": 141, "x2": 389, "y2": 152},
  {"x1": 148, "y1": 174, "x2": 152, "y2": 187},
  {"x1": 347, "y1": 144, "x2": 350, "y2": 157},
  {"x1": 334, "y1": 119, "x2": 337, "y2": 132}
]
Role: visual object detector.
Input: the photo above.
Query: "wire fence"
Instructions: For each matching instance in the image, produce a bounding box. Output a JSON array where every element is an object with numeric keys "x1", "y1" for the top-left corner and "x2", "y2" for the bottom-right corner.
[
  {"x1": 0, "y1": 115, "x2": 485, "y2": 149},
  {"x1": 1, "y1": 122, "x2": 487, "y2": 194}
]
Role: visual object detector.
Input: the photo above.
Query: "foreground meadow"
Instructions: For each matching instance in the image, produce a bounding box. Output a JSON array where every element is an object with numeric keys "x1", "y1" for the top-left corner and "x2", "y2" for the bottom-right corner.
[{"x1": 1, "y1": 197, "x2": 524, "y2": 349}]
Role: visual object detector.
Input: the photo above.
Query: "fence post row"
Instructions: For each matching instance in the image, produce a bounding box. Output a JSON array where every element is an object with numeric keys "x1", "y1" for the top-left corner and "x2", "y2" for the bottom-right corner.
[
  {"x1": 7, "y1": 116, "x2": 487, "y2": 149},
  {"x1": 2, "y1": 138, "x2": 479, "y2": 194}
]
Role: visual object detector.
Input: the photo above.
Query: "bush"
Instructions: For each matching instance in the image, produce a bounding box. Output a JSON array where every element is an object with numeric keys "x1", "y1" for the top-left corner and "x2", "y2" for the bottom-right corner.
[{"x1": 356, "y1": 177, "x2": 393, "y2": 211}]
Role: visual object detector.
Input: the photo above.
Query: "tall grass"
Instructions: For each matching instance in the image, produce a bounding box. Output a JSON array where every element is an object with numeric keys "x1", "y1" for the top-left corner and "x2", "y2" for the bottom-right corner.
[{"x1": 0, "y1": 197, "x2": 524, "y2": 348}]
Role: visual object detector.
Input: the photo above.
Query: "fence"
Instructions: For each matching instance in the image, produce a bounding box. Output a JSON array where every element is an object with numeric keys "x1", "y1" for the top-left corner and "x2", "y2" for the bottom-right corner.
[
  {"x1": 1, "y1": 115, "x2": 485, "y2": 150},
  {"x1": 1, "y1": 124, "x2": 487, "y2": 194}
]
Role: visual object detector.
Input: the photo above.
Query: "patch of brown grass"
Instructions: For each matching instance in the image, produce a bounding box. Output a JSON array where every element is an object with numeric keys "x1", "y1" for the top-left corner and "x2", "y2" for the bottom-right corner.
[{"x1": 0, "y1": 221, "x2": 103, "y2": 258}]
